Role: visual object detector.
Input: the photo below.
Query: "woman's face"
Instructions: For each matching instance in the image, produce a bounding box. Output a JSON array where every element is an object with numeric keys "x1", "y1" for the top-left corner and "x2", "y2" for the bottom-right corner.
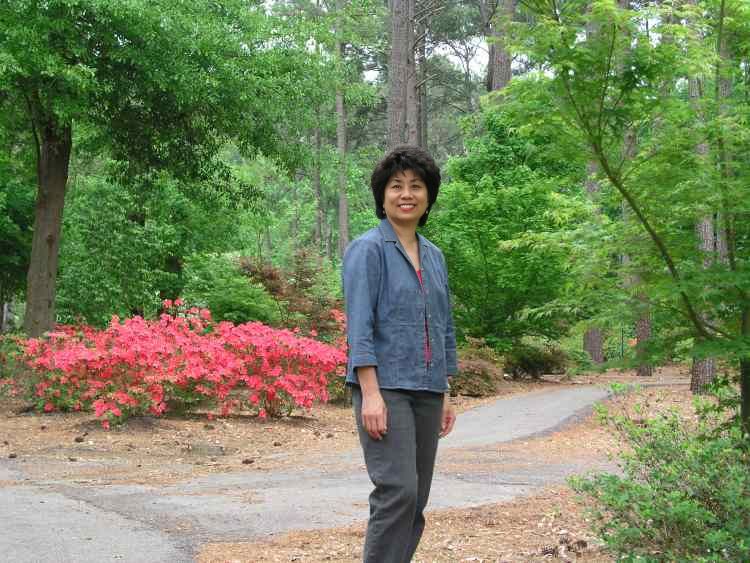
[{"x1": 383, "y1": 169, "x2": 428, "y2": 227}]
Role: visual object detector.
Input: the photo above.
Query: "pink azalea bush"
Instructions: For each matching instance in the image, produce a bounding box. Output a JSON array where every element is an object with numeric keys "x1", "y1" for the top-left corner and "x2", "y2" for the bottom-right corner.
[{"x1": 9, "y1": 300, "x2": 346, "y2": 429}]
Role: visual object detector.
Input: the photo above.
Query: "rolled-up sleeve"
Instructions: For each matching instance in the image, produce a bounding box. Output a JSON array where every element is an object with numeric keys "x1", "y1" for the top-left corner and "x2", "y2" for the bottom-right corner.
[
  {"x1": 342, "y1": 239, "x2": 381, "y2": 369},
  {"x1": 440, "y1": 251, "x2": 458, "y2": 376}
]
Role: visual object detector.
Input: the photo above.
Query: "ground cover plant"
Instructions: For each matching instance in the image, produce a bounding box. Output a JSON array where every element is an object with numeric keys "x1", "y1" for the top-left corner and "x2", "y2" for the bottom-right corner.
[
  {"x1": 571, "y1": 379, "x2": 750, "y2": 561},
  {"x1": 0, "y1": 301, "x2": 345, "y2": 429}
]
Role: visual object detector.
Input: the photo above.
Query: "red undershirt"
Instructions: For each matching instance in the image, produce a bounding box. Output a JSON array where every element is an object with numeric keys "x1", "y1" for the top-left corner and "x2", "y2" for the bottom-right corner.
[{"x1": 416, "y1": 270, "x2": 432, "y2": 363}]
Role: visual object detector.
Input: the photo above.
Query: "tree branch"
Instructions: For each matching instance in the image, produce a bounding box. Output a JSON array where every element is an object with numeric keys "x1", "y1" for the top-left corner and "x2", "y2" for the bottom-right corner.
[{"x1": 593, "y1": 143, "x2": 710, "y2": 339}]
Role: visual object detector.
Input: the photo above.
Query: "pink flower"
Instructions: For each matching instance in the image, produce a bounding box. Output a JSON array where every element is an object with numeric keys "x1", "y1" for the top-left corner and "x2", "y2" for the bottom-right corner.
[{"x1": 17, "y1": 306, "x2": 344, "y2": 426}]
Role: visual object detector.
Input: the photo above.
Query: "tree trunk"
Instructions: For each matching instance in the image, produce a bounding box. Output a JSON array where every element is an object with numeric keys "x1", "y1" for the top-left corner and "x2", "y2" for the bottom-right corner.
[
  {"x1": 620, "y1": 98, "x2": 652, "y2": 377},
  {"x1": 335, "y1": 1, "x2": 349, "y2": 258},
  {"x1": 742, "y1": 300, "x2": 750, "y2": 432},
  {"x1": 685, "y1": 0, "x2": 725, "y2": 392},
  {"x1": 312, "y1": 124, "x2": 323, "y2": 247},
  {"x1": 623, "y1": 266, "x2": 653, "y2": 378},
  {"x1": 486, "y1": 0, "x2": 516, "y2": 92},
  {"x1": 583, "y1": 160, "x2": 605, "y2": 365},
  {"x1": 621, "y1": 248, "x2": 653, "y2": 377},
  {"x1": 264, "y1": 225, "x2": 273, "y2": 258},
  {"x1": 741, "y1": 355, "x2": 750, "y2": 434},
  {"x1": 388, "y1": 0, "x2": 410, "y2": 147},
  {"x1": 405, "y1": 0, "x2": 419, "y2": 145},
  {"x1": 583, "y1": 328, "x2": 604, "y2": 364},
  {"x1": 415, "y1": 8, "x2": 427, "y2": 149},
  {"x1": 24, "y1": 119, "x2": 72, "y2": 337},
  {"x1": 336, "y1": 87, "x2": 349, "y2": 258},
  {"x1": 691, "y1": 356, "x2": 715, "y2": 394},
  {"x1": 634, "y1": 308, "x2": 653, "y2": 377},
  {"x1": 690, "y1": 212, "x2": 717, "y2": 393},
  {"x1": 325, "y1": 219, "x2": 334, "y2": 262}
]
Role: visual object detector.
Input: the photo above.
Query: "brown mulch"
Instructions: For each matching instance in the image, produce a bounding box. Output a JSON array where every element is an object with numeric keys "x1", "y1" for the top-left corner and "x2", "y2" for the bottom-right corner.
[{"x1": 0, "y1": 378, "x2": 560, "y2": 485}]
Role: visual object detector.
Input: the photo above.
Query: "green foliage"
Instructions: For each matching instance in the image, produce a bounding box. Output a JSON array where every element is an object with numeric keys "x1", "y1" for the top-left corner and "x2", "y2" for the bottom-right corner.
[
  {"x1": 572, "y1": 404, "x2": 750, "y2": 561},
  {"x1": 450, "y1": 337, "x2": 505, "y2": 397},
  {"x1": 0, "y1": 0, "x2": 307, "y2": 175},
  {"x1": 607, "y1": 382, "x2": 642, "y2": 397},
  {"x1": 0, "y1": 183, "x2": 34, "y2": 303},
  {"x1": 0, "y1": 116, "x2": 35, "y2": 305},
  {"x1": 326, "y1": 375, "x2": 349, "y2": 405},
  {"x1": 56, "y1": 169, "x2": 252, "y2": 326},
  {"x1": 509, "y1": 1, "x2": 750, "y2": 383},
  {"x1": 424, "y1": 106, "x2": 590, "y2": 348},
  {"x1": 504, "y1": 339, "x2": 568, "y2": 379},
  {"x1": 0, "y1": 334, "x2": 25, "y2": 390},
  {"x1": 182, "y1": 254, "x2": 281, "y2": 326},
  {"x1": 56, "y1": 174, "x2": 172, "y2": 325}
]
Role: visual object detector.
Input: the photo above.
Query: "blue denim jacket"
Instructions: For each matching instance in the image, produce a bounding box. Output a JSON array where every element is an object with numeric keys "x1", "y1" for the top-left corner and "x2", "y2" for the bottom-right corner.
[{"x1": 342, "y1": 218, "x2": 458, "y2": 393}]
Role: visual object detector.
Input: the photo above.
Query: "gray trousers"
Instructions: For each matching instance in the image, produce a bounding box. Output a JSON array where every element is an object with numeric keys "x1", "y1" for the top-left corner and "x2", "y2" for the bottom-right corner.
[{"x1": 352, "y1": 387, "x2": 444, "y2": 563}]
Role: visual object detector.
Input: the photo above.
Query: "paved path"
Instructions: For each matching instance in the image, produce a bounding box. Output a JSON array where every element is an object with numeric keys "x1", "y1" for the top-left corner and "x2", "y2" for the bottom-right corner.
[{"x1": 0, "y1": 385, "x2": 615, "y2": 562}]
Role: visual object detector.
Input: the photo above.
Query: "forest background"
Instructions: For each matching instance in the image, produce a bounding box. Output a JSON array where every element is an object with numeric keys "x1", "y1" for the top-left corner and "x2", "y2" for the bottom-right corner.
[
  {"x1": 1, "y1": 0, "x2": 750, "y2": 411},
  {"x1": 2, "y1": 1, "x2": 750, "y2": 558}
]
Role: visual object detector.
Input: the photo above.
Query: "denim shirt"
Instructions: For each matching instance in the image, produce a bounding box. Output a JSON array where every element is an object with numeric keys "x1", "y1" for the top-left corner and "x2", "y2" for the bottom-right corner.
[{"x1": 342, "y1": 218, "x2": 458, "y2": 393}]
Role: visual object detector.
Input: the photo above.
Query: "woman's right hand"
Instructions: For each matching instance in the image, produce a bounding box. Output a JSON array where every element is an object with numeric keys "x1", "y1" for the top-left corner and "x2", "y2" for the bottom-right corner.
[{"x1": 361, "y1": 391, "x2": 388, "y2": 440}]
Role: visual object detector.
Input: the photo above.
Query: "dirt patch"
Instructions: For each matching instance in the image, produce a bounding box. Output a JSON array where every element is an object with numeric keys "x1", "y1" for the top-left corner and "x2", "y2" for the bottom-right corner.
[
  {"x1": 559, "y1": 364, "x2": 689, "y2": 387},
  {"x1": 0, "y1": 397, "x2": 357, "y2": 484},
  {"x1": 0, "y1": 379, "x2": 558, "y2": 485},
  {"x1": 196, "y1": 382, "x2": 698, "y2": 563}
]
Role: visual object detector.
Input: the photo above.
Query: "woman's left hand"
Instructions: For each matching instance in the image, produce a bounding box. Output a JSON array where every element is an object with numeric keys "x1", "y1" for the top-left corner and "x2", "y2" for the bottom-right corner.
[{"x1": 439, "y1": 395, "x2": 456, "y2": 438}]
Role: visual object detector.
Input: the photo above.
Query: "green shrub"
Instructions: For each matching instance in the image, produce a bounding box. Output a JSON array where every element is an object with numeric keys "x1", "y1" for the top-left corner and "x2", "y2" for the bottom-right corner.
[
  {"x1": 451, "y1": 338, "x2": 505, "y2": 397},
  {"x1": 182, "y1": 253, "x2": 281, "y2": 325},
  {"x1": 239, "y1": 249, "x2": 343, "y2": 340},
  {"x1": 326, "y1": 375, "x2": 349, "y2": 404},
  {"x1": 0, "y1": 334, "x2": 25, "y2": 397},
  {"x1": 422, "y1": 107, "x2": 588, "y2": 347},
  {"x1": 571, "y1": 403, "x2": 750, "y2": 562},
  {"x1": 504, "y1": 340, "x2": 568, "y2": 379}
]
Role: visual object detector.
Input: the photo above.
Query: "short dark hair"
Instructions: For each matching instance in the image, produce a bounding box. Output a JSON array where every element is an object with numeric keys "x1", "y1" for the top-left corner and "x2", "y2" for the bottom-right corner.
[{"x1": 371, "y1": 145, "x2": 441, "y2": 227}]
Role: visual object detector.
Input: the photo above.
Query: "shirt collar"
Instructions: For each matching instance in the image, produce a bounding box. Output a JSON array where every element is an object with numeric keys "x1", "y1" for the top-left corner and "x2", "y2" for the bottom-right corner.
[{"x1": 378, "y1": 218, "x2": 428, "y2": 249}]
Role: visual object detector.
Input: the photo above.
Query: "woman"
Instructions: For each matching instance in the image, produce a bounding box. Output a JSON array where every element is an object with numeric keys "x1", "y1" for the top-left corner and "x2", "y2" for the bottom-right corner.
[{"x1": 342, "y1": 145, "x2": 458, "y2": 563}]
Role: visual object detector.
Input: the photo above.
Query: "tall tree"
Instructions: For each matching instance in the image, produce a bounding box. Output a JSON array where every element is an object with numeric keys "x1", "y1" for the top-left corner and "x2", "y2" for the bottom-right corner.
[
  {"x1": 388, "y1": 0, "x2": 420, "y2": 146},
  {"x1": 312, "y1": 122, "x2": 325, "y2": 246},
  {"x1": 582, "y1": 162, "x2": 606, "y2": 365},
  {"x1": 514, "y1": 0, "x2": 750, "y2": 426},
  {"x1": 618, "y1": 0, "x2": 652, "y2": 377},
  {"x1": 687, "y1": 0, "x2": 718, "y2": 392},
  {"x1": 480, "y1": 0, "x2": 517, "y2": 91},
  {"x1": 335, "y1": 0, "x2": 350, "y2": 257},
  {"x1": 0, "y1": 0, "x2": 303, "y2": 336}
]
